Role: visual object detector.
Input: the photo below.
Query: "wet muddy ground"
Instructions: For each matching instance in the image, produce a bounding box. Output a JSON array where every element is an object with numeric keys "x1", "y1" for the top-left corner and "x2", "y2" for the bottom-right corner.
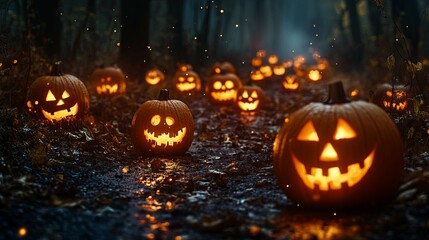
[{"x1": 1, "y1": 75, "x2": 429, "y2": 239}]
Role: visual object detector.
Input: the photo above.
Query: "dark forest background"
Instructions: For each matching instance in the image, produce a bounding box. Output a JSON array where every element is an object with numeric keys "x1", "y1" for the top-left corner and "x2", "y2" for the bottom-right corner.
[{"x1": 0, "y1": 0, "x2": 427, "y2": 104}]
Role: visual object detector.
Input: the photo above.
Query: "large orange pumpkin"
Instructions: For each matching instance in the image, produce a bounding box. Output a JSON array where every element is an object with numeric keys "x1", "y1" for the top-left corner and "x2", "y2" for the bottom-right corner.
[
  {"x1": 27, "y1": 62, "x2": 90, "y2": 122},
  {"x1": 89, "y1": 66, "x2": 126, "y2": 96},
  {"x1": 273, "y1": 81, "x2": 403, "y2": 207},
  {"x1": 131, "y1": 89, "x2": 194, "y2": 155},
  {"x1": 371, "y1": 83, "x2": 410, "y2": 114},
  {"x1": 205, "y1": 71, "x2": 242, "y2": 104}
]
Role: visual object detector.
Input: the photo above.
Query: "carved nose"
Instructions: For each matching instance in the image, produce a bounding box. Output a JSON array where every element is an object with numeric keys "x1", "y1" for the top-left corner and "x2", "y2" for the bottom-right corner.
[
  {"x1": 320, "y1": 142, "x2": 338, "y2": 161},
  {"x1": 56, "y1": 99, "x2": 65, "y2": 106}
]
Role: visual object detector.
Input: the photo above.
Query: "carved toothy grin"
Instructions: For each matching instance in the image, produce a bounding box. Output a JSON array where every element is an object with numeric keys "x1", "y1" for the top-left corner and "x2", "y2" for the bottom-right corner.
[
  {"x1": 96, "y1": 84, "x2": 119, "y2": 94},
  {"x1": 41, "y1": 103, "x2": 78, "y2": 121},
  {"x1": 147, "y1": 77, "x2": 161, "y2": 85},
  {"x1": 283, "y1": 80, "x2": 299, "y2": 90},
  {"x1": 291, "y1": 148, "x2": 375, "y2": 191},
  {"x1": 211, "y1": 90, "x2": 236, "y2": 101},
  {"x1": 144, "y1": 127, "x2": 187, "y2": 148},
  {"x1": 176, "y1": 83, "x2": 196, "y2": 91},
  {"x1": 383, "y1": 100, "x2": 407, "y2": 111},
  {"x1": 238, "y1": 100, "x2": 260, "y2": 111}
]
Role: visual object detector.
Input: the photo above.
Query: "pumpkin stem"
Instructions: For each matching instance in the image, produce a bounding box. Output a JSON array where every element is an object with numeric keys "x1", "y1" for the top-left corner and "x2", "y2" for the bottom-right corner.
[
  {"x1": 51, "y1": 61, "x2": 63, "y2": 76},
  {"x1": 324, "y1": 81, "x2": 350, "y2": 104},
  {"x1": 158, "y1": 89, "x2": 170, "y2": 101}
]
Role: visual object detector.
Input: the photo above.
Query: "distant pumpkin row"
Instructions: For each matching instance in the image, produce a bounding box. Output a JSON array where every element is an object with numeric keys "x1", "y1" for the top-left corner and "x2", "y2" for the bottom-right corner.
[{"x1": 26, "y1": 61, "x2": 405, "y2": 208}]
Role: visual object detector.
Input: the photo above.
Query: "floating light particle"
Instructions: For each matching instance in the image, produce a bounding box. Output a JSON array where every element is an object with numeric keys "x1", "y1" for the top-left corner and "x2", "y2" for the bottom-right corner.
[
  {"x1": 235, "y1": 24, "x2": 239, "y2": 28},
  {"x1": 0, "y1": 63, "x2": 3, "y2": 68},
  {"x1": 313, "y1": 24, "x2": 316, "y2": 27},
  {"x1": 220, "y1": 34, "x2": 223, "y2": 37},
  {"x1": 18, "y1": 227, "x2": 27, "y2": 237},
  {"x1": 315, "y1": 33, "x2": 319, "y2": 37},
  {"x1": 334, "y1": 212, "x2": 337, "y2": 216},
  {"x1": 86, "y1": 27, "x2": 89, "y2": 31},
  {"x1": 309, "y1": 42, "x2": 313, "y2": 45},
  {"x1": 113, "y1": 29, "x2": 117, "y2": 33},
  {"x1": 59, "y1": 12, "x2": 63, "y2": 16},
  {"x1": 194, "y1": 36, "x2": 197, "y2": 40},
  {"x1": 220, "y1": 9, "x2": 224, "y2": 13},
  {"x1": 116, "y1": 42, "x2": 121, "y2": 47},
  {"x1": 122, "y1": 166, "x2": 129, "y2": 174},
  {"x1": 13, "y1": 59, "x2": 18, "y2": 64}
]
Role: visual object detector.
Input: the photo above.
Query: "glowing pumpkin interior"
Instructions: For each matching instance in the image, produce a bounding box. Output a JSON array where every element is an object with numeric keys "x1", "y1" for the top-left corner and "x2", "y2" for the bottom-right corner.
[
  {"x1": 237, "y1": 90, "x2": 260, "y2": 111},
  {"x1": 292, "y1": 118, "x2": 375, "y2": 191}
]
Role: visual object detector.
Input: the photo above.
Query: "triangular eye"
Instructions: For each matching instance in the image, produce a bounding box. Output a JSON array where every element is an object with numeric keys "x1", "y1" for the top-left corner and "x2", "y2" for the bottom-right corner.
[
  {"x1": 297, "y1": 120, "x2": 319, "y2": 141},
  {"x1": 334, "y1": 118, "x2": 357, "y2": 140},
  {"x1": 250, "y1": 91, "x2": 258, "y2": 98},
  {"x1": 242, "y1": 90, "x2": 249, "y2": 98},
  {"x1": 62, "y1": 90, "x2": 70, "y2": 99},
  {"x1": 46, "y1": 90, "x2": 56, "y2": 101}
]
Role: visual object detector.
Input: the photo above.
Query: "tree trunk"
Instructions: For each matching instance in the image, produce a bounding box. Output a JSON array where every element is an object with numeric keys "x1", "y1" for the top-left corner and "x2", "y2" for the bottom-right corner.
[
  {"x1": 345, "y1": 0, "x2": 363, "y2": 67},
  {"x1": 32, "y1": 0, "x2": 61, "y2": 59},
  {"x1": 119, "y1": 0, "x2": 151, "y2": 77},
  {"x1": 168, "y1": 0, "x2": 184, "y2": 64}
]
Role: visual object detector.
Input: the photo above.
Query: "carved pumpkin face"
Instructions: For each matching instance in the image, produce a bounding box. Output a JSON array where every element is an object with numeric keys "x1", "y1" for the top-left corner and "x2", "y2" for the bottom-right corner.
[
  {"x1": 90, "y1": 66, "x2": 126, "y2": 96},
  {"x1": 250, "y1": 70, "x2": 265, "y2": 81},
  {"x1": 27, "y1": 62, "x2": 90, "y2": 122},
  {"x1": 236, "y1": 85, "x2": 265, "y2": 112},
  {"x1": 206, "y1": 72, "x2": 242, "y2": 104},
  {"x1": 268, "y1": 54, "x2": 279, "y2": 65},
  {"x1": 259, "y1": 65, "x2": 273, "y2": 78},
  {"x1": 282, "y1": 75, "x2": 300, "y2": 91},
  {"x1": 145, "y1": 68, "x2": 165, "y2": 85},
  {"x1": 251, "y1": 57, "x2": 263, "y2": 67},
  {"x1": 273, "y1": 81, "x2": 403, "y2": 207},
  {"x1": 131, "y1": 89, "x2": 194, "y2": 155},
  {"x1": 307, "y1": 68, "x2": 322, "y2": 82},
  {"x1": 273, "y1": 65, "x2": 286, "y2": 76},
  {"x1": 173, "y1": 65, "x2": 201, "y2": 94},
  {"x1": 372, "y1": 83, "x2": 409, "y2": 113}
]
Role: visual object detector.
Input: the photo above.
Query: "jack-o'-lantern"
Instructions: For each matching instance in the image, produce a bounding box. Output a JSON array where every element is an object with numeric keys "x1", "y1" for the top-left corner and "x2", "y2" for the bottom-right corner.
[
  {"x1": 131, "y1": 89, "x2": 194, "y2": 155},
  {"x1": 250, "y1": 70, "x2": 265, "y2": 81},
  {"x1": 293, "y1": 55, "x2": 307, "y2": 77},
  {"x1": 206, "y1": 71, "x2": 242, "y2": 104},
  {"x1": 256, "y1": 50, "x2": 266, "y2": 58},
  {"x1": 173, "y1": 64, "x2": 201, "y2": 94},
  {"x1": 268, "y1": 54, "x2": 279, "y2": 65},
  {"x1": 282, "y1": 75, "x2": 301, "y2": 91},
  {"x1": 273, "y1": 65, "x2": 286, "y2": 76},
  {"x1": 283, "y1": 60, "x2": 293, "y2": 68},
  {"x1": 372, "y1": 83, "x2": 410, "y2": 113},
  {"x1": 27, "y1": 61, "x2": 90, "y2": 121},
  {"x1": 90, "y1": 66, "x2": 126, "y2": 96},
  {"x1": 260, "y1": 65, "x2": 273, "y2": 78},
  {"x1": 145, "y1": 68, "x2": 165, "y2": 85},
  {"x1": 235, "y1": 85, "x2": 265, "y2": 112},
  {"x1": 307, "y1": 67, "x2": 322, "y2": 82},
  {"x1": 273, "y1": 81, "x2": 403, "y2": 207},
  {"x1": 317, "y1": 59, "x2": 330, "y2": 71},
  {"x1": 251, "y1": 57, "x2": 263, "y2": 67},
  {"x1": 210, "y1": 61, "x2": 236, "y2": 75}
]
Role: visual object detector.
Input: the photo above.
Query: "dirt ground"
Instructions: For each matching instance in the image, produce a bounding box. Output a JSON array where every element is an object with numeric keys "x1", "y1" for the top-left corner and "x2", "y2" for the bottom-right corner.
[{"x1": 1, "y1": 73, "x2": 429, "y2": 240}]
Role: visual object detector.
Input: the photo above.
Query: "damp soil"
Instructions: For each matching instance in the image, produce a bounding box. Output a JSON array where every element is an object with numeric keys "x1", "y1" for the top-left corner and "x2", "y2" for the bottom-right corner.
[{"x1": 1, "y1": 76, "x2": 429, "y2": 240}]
